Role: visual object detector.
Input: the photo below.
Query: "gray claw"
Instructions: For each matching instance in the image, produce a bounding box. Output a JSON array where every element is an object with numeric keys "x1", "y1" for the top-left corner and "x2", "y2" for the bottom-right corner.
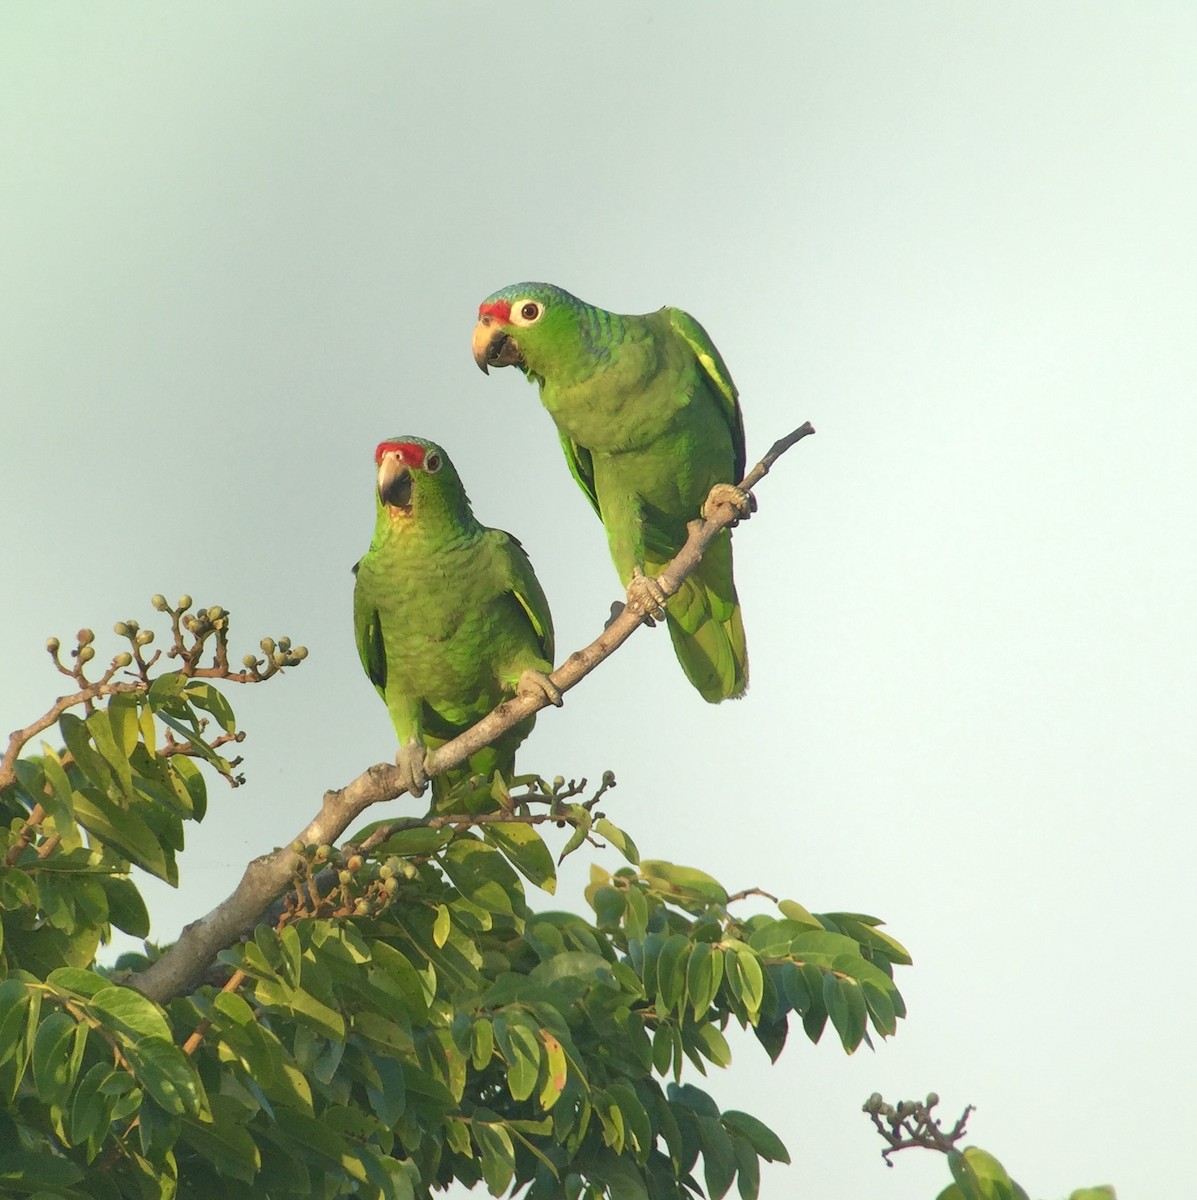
[
  {"x1": 395, "y1": 740, "x2": 429, "y2": 796},
  {"x1": 626, "y1": 568, "x2": 667, "y2": 621},
  {"x1": 517, "y1": 668, "x2": 563, "y2": 708},
  {"x1": 702, "y1": 483, "x2": 755, "y2": 524}
]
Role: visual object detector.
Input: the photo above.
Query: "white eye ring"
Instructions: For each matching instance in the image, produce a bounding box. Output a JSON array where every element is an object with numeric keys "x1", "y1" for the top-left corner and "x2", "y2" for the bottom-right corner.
[
  {"x1": 425, "y1": 452, "x2": 442, "y2": 473},
  {"x1": 509, "y1": 299, "x2": 545, "y2": 327}
]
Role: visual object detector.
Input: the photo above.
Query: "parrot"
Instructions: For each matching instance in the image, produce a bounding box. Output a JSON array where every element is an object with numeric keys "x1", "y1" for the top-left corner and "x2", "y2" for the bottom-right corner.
[
  {"x1": 352, "y1": 436, "x2": 560, "y2": 801},
  {"x1": 471, "y1": 283, "x2": 751, "y2": 703}
]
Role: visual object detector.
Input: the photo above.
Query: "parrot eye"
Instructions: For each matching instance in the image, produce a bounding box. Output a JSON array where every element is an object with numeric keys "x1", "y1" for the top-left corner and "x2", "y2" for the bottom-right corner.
[
  {"x1": 510, "y1": 299, "x2": 545, "y2": 327},
  {"x1": 425, "y1": 452, "x2": 442, "y2": 473}
]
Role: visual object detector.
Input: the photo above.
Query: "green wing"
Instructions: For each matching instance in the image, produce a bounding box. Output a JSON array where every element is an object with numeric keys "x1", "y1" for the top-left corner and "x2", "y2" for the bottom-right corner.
[
  {"x1": 667, "y1": 307, "x2": 747, "y2": 482},
  {"x1": 351, "y1": 559, "x2": 387, "y2": 696},
  {"x1": 558, "y1": 432, "x2": 600, "y2": 518},
  {"x1": 490, "y1": 530, "x2": 555, "y2": 665}
]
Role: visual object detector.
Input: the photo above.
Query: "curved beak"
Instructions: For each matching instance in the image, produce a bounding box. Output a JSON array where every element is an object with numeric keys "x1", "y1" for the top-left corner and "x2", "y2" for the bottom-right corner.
[
  {"x1": 472, "y1": 316, "x2": 523, "y2": 374},
  {"x1": 377, "y1": 454, "x2": 413, "y2": 514}
]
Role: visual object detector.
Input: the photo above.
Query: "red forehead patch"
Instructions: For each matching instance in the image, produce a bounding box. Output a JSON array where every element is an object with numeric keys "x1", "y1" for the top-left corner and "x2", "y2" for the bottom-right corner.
[
  {"x1": 479, "y1": 299, "x2": 512, "y2": 324},
  {"x1": 375, "y1": 440, "x2": 426, "y2": 468}
]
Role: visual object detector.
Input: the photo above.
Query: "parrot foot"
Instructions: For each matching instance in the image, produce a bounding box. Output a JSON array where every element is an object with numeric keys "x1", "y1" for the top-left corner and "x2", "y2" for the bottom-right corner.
[
  {"x1": 625, "y1": 567, "x2": 667, "y2": 621},
  {"x1": 517, "y1": 668, "x2": 563, "y2": 708},
  {"x1": 605, "y1": 600, "x2": 655, "y2": 629},
  {"x1": 394, "y1": 740, "x2": 429, "y2": 797},
  {"x1": 702, "y1": 483, "x2": 756, "y2": 525}
]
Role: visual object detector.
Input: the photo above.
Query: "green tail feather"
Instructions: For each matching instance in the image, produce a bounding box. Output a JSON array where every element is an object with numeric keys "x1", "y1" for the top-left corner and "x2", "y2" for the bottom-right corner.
[{"x1": 663, "y1": 538, "x2": 748, "y2": 702}]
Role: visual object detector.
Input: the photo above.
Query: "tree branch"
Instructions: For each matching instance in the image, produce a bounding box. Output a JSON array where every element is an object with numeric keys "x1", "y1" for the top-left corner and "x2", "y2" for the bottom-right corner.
[{"x1": 129, "y1": 422, "x2": 815, "y2": 1004}]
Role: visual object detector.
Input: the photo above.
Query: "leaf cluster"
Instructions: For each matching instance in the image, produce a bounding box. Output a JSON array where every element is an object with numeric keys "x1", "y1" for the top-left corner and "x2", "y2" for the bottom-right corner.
[{"x1": 0, "y1": 599, "x2": 912, "y2": 1199}]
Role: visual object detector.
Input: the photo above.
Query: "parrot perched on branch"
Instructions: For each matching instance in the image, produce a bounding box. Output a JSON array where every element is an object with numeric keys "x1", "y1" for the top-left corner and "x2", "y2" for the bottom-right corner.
[
  {"x1": 472, "y1": 283, "x2": 751, "y2": 703},
  {"x1": 352, "y1": 436, "x2": 560, "y2": 800}
]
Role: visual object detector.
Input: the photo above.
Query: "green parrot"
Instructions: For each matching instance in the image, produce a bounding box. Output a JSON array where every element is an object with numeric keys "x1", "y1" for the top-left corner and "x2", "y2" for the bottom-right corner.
[
  {"x1": 352, "y1": 436, "x2": 560, "y2": 800},
  {"x1": 472, "y1": 283, "x2": 751, "y2": 703}
]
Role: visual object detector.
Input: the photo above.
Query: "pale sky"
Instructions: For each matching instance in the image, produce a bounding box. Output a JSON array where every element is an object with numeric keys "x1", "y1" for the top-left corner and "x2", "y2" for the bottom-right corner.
[{"x1": 3, "y1": 5, "x2": 1195, "y2": 1197}]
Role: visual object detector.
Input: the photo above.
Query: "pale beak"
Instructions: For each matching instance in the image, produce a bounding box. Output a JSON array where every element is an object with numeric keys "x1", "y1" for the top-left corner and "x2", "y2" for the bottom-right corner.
[
  {"x1": 377, "y1": 453, "x2": 413, "y2": 512},
  {"x1": 472, "y1": 316, "x2": 523, "y2": 373}
]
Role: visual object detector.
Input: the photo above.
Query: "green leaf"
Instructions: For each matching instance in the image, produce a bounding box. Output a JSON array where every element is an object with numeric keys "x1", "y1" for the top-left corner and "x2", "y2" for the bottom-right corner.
[
  {"x1": 694, "y1": 1023, "x2": 731, "y2": 1068},
  {"x1": 538, "y1": 1029, "x2": 568, "y2": 1111},
  {"x1": 0, "y1": 1150, "x2": 84, "y2": 1190},
  {"x1": 210, "y1": 991, "x2": 277, "y2": 1084},
  {"x1": 372, "y1": 826, "x2": 454, "y2": 857},
  {"x1": 124, "y1": 1037, "x2": 202, "y2": 1116},
  {"x1": 473, "y1": 1119, "x2": 516, "y2": 1196},
  {"x1": 823, "y1": 975, "x2": 867, "y2": 1053},
  {"x1": 69, "y1": 1061, "x2": 117, "y2": 1149},
  {"x1": 59, "y1": 712, "x2": 114, "y2": 795},
  {"x1": 721, "y1": 1111, "x2": 790, "y2": 1163},
  {"x1": 87, "y1": 706, "x2": 134, "y2": 796},
  {"x1": 594, "y1": 818, "x2": 639, "y2": 865},
  {"x1": 696, "y1": 1114, "x2": 736, "y2": 1200},
  {"x1": 0, "y1": 979, "x2": 31, "y2": 1066},
  {"x1": 366, "y1": 1056, "x2": 406, "y2": 1126},
  {"x1": 433, "y1": 903, "x2": 451, "y2": 948},
  {"x1": 656, "y1": 935, "x2": 690, "y2": 1013},
  {"x1": 471, "y1": 1018, "x2": 495, "y2": 1070},
  {"x1": 101, "y1": 876, "x2": 151, "y2": 939},
  {"x1": 641, "y1": 860, "x2": 728, "y2": 905},
  {"x1": 178, "y1": 1096, "x2": 262, "y2": 1183},
  {"x1": 777, "y1": 899, "x2": 822, "y2": 929},
  {"x1": 593, "y1": 886, "x2": 626, "y2": 928},
  {"x1": 0, "y1": 867, "x2": 38, "y2": 911},
  {"x1": 108, "y1": 694, "x2": 141, "y2": 758},
  {"x1": 37, "y1": 746, "x2": 79, "y2": 839},
  {"x1": 32, "y1": 1009, "x2": 78, "y2": 1106},
  {"x1": 167, "y1": 755, "x2": 207, "y2": 821},
  {"x1": 686, "y1": 943, "x2": 717, "y2": 1018},
  {"x1": 184, "y1": 680, "x2": 238, "y2": 734},
  {"x1": 733, "y1": 1131, "x2": 761, "y2": 1200},
  {"x1": 484, "y1": 822, "x2": 557, "y2": 892},
  {"x1": 725, "y1": 945, "x2": 764, "y2": 1019},
  {"x1": 89, "y1": 985, "x2": 173, "y2": 1043},
  {"x1": 71, "y1": 790, "x2": 172, "y2": 882},
  {"x1": 440, "y1": 838, "x2": 520, "y2": 916}
]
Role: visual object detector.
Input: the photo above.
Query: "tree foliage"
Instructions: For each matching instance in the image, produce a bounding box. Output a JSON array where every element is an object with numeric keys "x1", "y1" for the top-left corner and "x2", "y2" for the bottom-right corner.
[{"x1": 0, "y1": 600, "x2": 909, "y2": 1199}]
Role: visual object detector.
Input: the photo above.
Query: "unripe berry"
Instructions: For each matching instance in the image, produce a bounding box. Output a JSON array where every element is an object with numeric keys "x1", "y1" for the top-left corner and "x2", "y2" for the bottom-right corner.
[
  {"x1": 260, "y1": 638, "x2": 275, "y2": 654},
  {"x1": 77, "y1": 628, "x2": 95, "y2": 646},
  {"x1": 339, "y1": 870, "x2": 352, "y2": 885},
  {"x1": 176, "y1": 595, "x2": 193, "y2": 611},
  {"x1": 77, "y1": 646, "x2": 95, "y2": 664},
  {"x1": 384, "y1": 877, "x2": 398, "y2": 895},
  {"x1": 242, "y1": 654, "x2": 258, "y2": 668},
  {"x1": 113, "y1": 652, "x2": 133, "y2": 668},
  {"x1": 151, "y1": 594, "x2": 169, "y2": 611},
  {"x1": 46, "y1": 637, "x2": 60, "y2": 653},
  {"x1": 113, "y1": 621, "x2": 130, "y2": 637},
  {"x1": 135, "y1": 630, "x2": 154, "y2": 646}
]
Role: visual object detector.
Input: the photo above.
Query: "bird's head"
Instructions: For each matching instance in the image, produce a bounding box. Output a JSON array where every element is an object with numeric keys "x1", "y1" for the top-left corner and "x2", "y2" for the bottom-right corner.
[
  {"x1": 373, "y1": 436, "x2": 462, "y2": 523},
  {"x1": 472, "y1": 282, "x2": 585, "y2": 380}
]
